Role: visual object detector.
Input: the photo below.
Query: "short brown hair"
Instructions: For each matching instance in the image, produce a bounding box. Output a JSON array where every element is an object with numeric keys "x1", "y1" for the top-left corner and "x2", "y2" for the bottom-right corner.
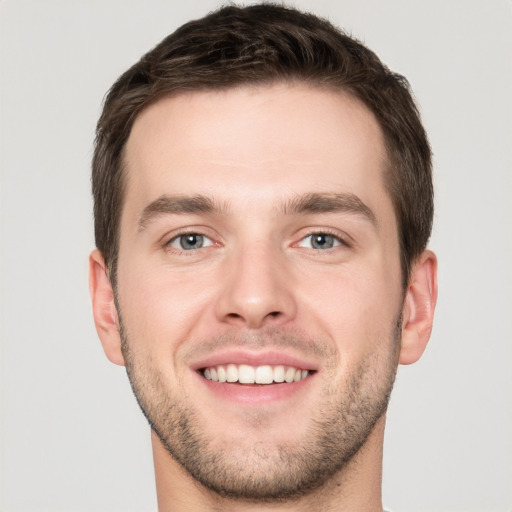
[{"x1": 92, "y1": 3, "x2": 432, "y2": 287}]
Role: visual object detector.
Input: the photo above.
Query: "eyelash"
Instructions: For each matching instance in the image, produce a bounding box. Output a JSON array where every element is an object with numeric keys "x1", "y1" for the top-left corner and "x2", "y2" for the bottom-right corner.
[
  {"x1": 164, "y1": 230, "x2": 215, "y2": 253},
  {"x1": 163, "y1": 228, "x2": 350, "y2": 254},
  {"x1": 296, "y1": 229, "x2": 350, "y2": 250}
]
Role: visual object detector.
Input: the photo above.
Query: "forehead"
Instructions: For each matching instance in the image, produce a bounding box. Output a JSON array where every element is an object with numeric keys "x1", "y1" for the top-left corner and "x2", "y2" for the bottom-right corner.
[{"x1": 122, "y1": 83, "x2": 390, "y2": 220}]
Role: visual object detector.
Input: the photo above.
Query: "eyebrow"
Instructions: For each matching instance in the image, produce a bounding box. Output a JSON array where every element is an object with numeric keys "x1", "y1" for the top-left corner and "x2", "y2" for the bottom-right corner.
[
  {"x1": 138, "y1": 194, "x2": 227, "y2": 231},
  {"x1": 281, "y1": 192, "x2": 377, "y2": 226},
  {"x1": 138, "y1": 191, "x2": 377, "y2": 231}
]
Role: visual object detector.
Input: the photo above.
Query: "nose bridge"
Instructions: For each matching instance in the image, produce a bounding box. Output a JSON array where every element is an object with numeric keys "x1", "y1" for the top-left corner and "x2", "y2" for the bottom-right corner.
[{"x1": 216, "y1": 237, "x2": 296, "y2": 328}]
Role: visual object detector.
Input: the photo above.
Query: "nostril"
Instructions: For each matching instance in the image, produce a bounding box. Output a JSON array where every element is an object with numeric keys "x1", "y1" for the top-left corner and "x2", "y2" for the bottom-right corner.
[{"x1": 220, "y1": 309, "x2": 287, "y2": 328}]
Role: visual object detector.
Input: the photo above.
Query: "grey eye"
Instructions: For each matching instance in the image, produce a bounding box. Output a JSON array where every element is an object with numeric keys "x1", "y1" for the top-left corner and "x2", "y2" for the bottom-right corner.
[
  {"x1": 311, "y1": 234, "x2": 335, "y2": 249},
  {"x1": 298, "y1": 233, "x2": 341, "y2": 250},
  {"x1": 170, "y1": 234, "x2": 212, "y2": 250}
]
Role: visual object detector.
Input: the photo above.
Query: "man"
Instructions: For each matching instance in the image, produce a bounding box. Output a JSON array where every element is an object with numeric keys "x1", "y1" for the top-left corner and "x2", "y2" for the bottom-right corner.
[{"x1": 89, "y1": 4, "x2": 437, "y2": 511}]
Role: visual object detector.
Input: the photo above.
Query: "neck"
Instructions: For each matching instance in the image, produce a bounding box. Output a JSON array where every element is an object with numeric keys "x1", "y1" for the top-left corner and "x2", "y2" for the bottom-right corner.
[{"x1": 152, "y1": 415, "x2": 386, "y2": 512}]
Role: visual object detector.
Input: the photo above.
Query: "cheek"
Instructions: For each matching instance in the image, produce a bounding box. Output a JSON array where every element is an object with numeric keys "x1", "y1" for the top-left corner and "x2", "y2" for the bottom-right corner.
[
  {"x1": 299, "y1": 262, "x2": 401, "y2": 355},
  {"x1": 116, "y1": 261, "x2": 217, "y2": 352}
]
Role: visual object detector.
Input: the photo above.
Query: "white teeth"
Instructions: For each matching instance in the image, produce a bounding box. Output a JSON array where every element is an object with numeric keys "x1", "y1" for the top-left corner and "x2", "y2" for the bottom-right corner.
[
  {"x1": 285, "y1": 367, "x2": 296, "y2": 383},
  {"x1": 255, "y1": 365, "x2": 273, "y2": 384},
  {"x1": 273, "y1": 365, "x2": 285, "y2": 383},
  {"x1": 239, "y1": 364, "x2": 255, "y2": 384},
  {"x1": 202, "y1": 364, "x2": 311, "y2": 384},
  {"x1": 217, "y1": 365, "x2": 227, "y2": 383},
  {"x1": 226, "y1": 363, "x2": 238, "y2": 382}
]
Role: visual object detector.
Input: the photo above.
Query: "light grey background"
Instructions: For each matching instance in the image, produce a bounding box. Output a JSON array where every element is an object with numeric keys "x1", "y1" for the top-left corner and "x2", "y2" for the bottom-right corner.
[{"x1": 1, "y1": 1, "x2": 511, "y2": 511}]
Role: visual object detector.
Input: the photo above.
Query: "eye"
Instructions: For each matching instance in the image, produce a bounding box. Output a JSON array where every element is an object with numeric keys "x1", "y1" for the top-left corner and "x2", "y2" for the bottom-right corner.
[
  {"x1": 168, "y1": 233, "x2": 213, "y2": 251},
  {"x1": 298, "y1": 233, "x2": 343, "y2": 250}
]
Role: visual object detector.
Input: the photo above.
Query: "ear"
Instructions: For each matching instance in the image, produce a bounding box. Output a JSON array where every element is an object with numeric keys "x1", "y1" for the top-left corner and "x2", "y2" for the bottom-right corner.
[
  {"x1": 399, "y1": 250, "x2": 438, "y2": 365},
  {"x1": 89, "y1": 249, "x2": 125, "y2": 366}
]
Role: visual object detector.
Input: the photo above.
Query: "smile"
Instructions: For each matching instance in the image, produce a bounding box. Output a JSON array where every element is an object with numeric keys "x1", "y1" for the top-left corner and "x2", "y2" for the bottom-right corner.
[{"x1": 202, "y1": 364, "x2": 311, "y2": 384}]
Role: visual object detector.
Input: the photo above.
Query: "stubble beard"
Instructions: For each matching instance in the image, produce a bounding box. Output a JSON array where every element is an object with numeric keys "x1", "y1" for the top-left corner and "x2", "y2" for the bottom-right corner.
[{"x1": 118, "y1": 315, "x2": 401, "y2": 503}]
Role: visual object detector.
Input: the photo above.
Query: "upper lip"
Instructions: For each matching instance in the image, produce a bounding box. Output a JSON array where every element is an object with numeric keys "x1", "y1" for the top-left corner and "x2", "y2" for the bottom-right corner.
[{"x1": 190, "y1": 349, "x2": 319, "y2": 372}]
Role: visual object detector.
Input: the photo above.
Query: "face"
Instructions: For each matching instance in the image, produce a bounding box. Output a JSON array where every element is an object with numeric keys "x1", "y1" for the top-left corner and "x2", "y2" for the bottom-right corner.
[{"x1": 115, "y1": 84, "x2": 404, "y2": 499}]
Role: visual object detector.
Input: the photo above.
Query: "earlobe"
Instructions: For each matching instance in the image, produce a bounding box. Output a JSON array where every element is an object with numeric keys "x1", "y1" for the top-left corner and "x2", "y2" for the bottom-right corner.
[
  {"x1": 399, "y1": 250, "x2": 438, "y2": 365},
  {"x1": 89, "y1": 249, "x2": 125, "y2": 366}
]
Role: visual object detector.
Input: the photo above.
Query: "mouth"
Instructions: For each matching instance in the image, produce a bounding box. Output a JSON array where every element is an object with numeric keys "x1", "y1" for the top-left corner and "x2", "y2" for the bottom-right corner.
[
  {"x1": 200, "y1": 364, "x2": 313, "y2": 385},
  {"x1": 191, "y1": 350, "x2": 318, "y2": 404}
]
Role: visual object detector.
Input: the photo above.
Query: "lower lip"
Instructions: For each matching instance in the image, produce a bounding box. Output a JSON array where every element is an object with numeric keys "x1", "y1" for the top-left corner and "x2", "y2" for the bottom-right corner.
[{"x1": 196, "y1": 373, "x2": 314, "y2": 405}]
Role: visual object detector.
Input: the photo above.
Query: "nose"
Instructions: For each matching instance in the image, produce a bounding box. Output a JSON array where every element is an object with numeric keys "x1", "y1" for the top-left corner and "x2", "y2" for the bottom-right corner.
[{"x1": 215, "y1": 243, "x2": 297, "y2": 329}]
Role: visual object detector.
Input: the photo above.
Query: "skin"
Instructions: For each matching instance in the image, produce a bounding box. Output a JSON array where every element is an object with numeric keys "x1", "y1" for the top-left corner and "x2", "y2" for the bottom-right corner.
[{"x1": 90, "y1": 83, "x2": 437, "y2": 511}]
